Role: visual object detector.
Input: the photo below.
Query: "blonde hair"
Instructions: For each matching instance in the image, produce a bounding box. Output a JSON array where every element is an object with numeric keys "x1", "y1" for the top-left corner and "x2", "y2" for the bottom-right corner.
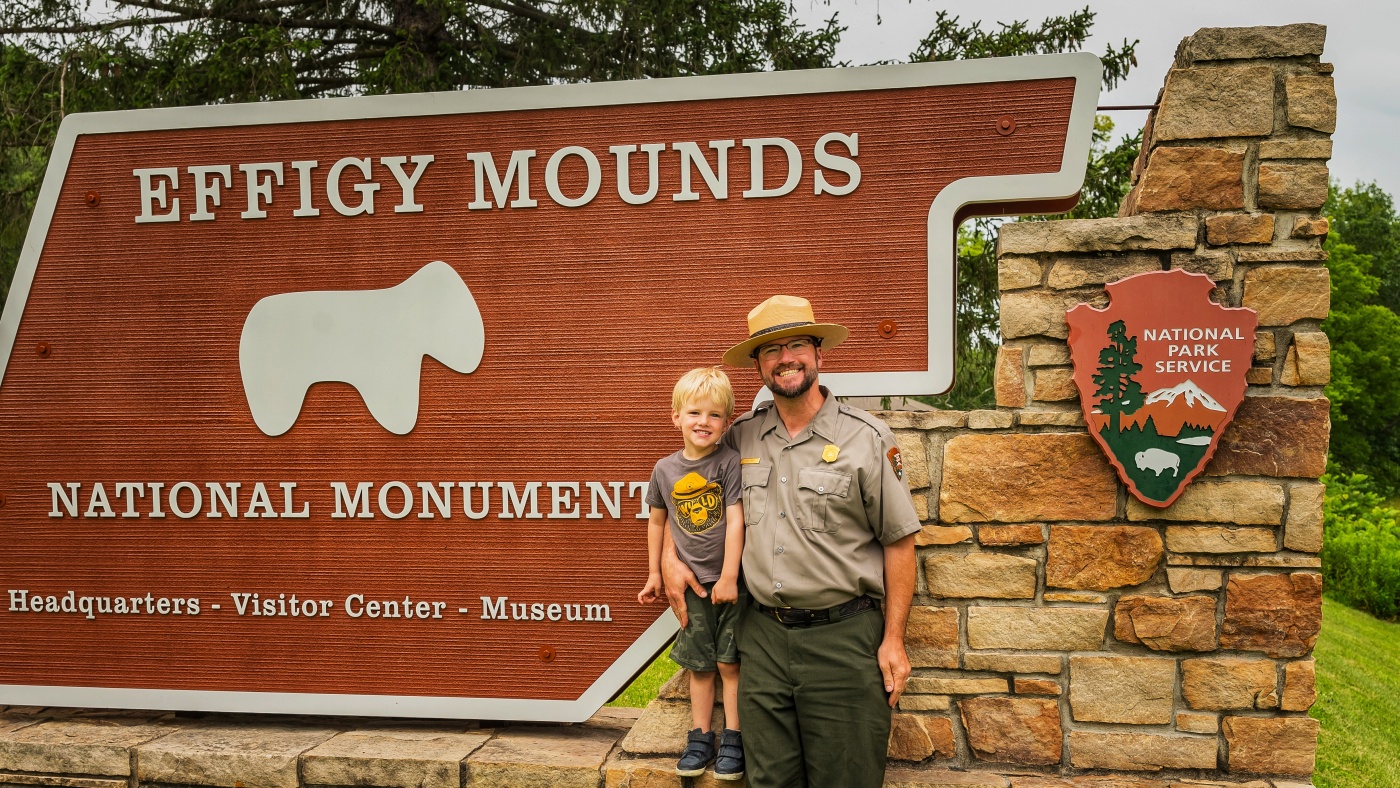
[{"x1": 672, "y1": 366, "x2": 735, "y2": 417}]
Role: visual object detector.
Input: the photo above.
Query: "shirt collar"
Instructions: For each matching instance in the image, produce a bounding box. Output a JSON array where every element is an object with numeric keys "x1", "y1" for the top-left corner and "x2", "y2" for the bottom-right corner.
[{"x1": 758, "y1": 386, "x2": 838, "y2": 443}]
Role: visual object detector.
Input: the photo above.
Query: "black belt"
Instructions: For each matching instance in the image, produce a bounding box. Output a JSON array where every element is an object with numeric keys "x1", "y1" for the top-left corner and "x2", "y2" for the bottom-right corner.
[{"x1": 756, "y1": 595, "x2": 878, "y2": 628}]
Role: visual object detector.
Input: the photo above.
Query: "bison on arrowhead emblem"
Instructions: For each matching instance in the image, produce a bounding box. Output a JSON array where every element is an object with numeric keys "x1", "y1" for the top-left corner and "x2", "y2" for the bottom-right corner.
[{"x1": 1066, "y1": 270, "x2": 1257, "y2": 507}]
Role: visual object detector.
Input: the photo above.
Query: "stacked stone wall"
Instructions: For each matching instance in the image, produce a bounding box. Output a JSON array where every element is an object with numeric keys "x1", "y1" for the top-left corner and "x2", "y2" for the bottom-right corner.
[{"x1": 0, "y1": 21, "x2": 1335, "y2": 788}]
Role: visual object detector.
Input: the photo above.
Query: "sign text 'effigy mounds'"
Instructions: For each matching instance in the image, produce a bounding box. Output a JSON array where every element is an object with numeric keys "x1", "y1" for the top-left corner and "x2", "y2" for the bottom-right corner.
[{"x1": 0, "y1": 55, "x2": 1099, "y2": 720}]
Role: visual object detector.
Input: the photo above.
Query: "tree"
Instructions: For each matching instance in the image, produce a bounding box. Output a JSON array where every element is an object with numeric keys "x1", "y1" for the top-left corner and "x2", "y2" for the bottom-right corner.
[
  {"x1": 1091, "y1": 319, "x2": 1143, "y2": 434},
  {"x1": 1324, "y1": 182, "x2": 1400, "y2": 314}
]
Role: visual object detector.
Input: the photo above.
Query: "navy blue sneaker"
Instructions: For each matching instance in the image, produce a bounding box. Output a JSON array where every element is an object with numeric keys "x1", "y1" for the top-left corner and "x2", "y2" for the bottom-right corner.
[
  {"x1": 676, "y1": 727, "x2": 715, "y2": 777},
  {"x1": 715, "y1": 728, "x2": 745, "y2": 781}
]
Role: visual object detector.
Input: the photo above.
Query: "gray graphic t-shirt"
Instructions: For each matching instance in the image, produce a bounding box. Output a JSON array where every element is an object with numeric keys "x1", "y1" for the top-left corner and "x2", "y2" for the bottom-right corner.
[{"x1": 645, "y1": 446, "x2": 742, "y2": 583}]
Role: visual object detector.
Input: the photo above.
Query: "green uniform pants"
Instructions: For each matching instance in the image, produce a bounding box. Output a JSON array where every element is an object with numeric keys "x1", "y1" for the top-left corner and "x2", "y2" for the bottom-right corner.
[{"x1": 737, "y1": 602, "x2": 892, "y2": 788}]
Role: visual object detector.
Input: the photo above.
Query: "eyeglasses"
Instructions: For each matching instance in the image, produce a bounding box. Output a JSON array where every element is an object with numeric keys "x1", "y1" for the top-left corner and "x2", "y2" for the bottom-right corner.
[{"x1": 752, "y1": 337, "x2": 820, "y2": 361}]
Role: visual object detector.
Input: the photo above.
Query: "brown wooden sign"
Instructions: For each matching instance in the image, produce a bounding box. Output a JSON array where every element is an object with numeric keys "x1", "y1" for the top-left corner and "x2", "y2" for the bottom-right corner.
[{"x1": 0, "y1": 56, "x2": 1099, "y2": 720}]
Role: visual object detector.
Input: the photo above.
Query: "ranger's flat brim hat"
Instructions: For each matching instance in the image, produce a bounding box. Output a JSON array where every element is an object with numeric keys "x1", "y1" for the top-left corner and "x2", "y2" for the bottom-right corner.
[{"x1": 722, "y1": 295, "x2": 849, "y2": 368}]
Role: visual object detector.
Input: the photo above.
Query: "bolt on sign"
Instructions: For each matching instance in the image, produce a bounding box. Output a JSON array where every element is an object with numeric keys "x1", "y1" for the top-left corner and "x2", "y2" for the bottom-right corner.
[
  {"x1": 0, "y1": 55, "x2": 1100, "y2": 720},
  {"x1": 1067, "y1": 270, "x2": 1258, "y2": 507}
]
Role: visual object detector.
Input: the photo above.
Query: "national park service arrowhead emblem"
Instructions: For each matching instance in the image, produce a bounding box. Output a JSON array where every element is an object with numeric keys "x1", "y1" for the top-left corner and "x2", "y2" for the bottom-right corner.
[{"x1": 1066, "y1": 270, "x2": 1258, "y2": 507}]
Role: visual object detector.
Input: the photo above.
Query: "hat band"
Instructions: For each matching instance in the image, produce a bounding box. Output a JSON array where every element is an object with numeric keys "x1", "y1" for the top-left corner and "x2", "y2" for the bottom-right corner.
[{"x1": 750, "y1": 320, "x2": 816, "y2": 339}]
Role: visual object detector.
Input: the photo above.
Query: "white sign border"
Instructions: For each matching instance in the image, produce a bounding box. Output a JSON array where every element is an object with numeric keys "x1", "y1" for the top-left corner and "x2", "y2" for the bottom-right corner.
[{"x1": 0, "y1": 54, "x2": 1100, "y2": 721}]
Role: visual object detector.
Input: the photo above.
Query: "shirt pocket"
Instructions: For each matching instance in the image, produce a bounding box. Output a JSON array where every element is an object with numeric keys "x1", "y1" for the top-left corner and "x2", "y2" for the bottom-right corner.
[
  {"x1": 796, "y1": 467, "x2": 852, "y2": 533},
  {"x1": 741, "y1": 464, "x2": 772, "y2": 527}
]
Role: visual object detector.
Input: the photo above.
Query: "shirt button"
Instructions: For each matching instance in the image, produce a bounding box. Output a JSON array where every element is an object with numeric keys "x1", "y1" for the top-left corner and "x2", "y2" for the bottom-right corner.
[
  {"x1": 779, "y1": 511, "x2": 786, "y2": 518},
  {"x1": 777, "y1": 546, "x2": 785, "y2": 554},
  {"x1": 780, "y1": 476, "x2": 787, "y2": 483},
  {"x1": 818, "y1": 486, "x2": 824, "y2": 492},
  {"x1": 775, "y1": 582, "x2": 782, "y2": 589}
]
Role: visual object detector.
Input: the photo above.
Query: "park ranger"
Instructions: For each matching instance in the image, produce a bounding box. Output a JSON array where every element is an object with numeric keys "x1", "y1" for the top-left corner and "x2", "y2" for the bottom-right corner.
[{"x1": 664, "y1": 295, "x2": 921, "y2": 788}]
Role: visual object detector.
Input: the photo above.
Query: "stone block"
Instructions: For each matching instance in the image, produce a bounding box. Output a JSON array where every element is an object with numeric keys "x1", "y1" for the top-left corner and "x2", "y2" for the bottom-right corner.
[
  {"x1": 620, "y1": 700, "x2": 721, "y2": 755},
  {"x1": 1282, "y1": 659, "x2": 1317, "y2": 711},
  {"x1": 1182, "y1": 657, "x2": 1280, "y2": 710},
  {"x1": 1172, "y1": 251, "x2": 1235, "y2": 282},
  {"x1": 1046, "y1": 253, "x2": 1161, "y2": 289},
  {"x1": 918, "y1": 525, "x2": 973, "y2": 546},
  {"x1": 907, "y1": 606, "x2": 960, "y2": 669},
  {"x1": 1032, "y1": 368, "x2": 1077, "y2": 402},
  {"x1": 1223, "y1": 716, "x2": 1319, "y2": 776},
  {"x1": 1042, "y1": 591, "x2": 1106, "y2": 603},
  {"x1": 941, "y1": 434, "x2": 1118, "y2": 523},
  {"x1": 1280, "y1": 331, "x2": 1330, "y2": 386},
  {"x1": 880, "y1": 410, "x2": 969, "y2": 430},
  {"x1": 898, "y1": 695, "x2": 952, "y2": 712},
  {"x1": 135, "y1": 723, "x2": 340, "y2": 788},
  {"x1": 1165, "y1": 526, "x2": 1277, "y2": 554},
  {"x1": 302, "y1": 728, "x2": 491, "y2": 788},
  {"x1": 889, "y1": 714, "x2": 955, "y2": 762},
  {"x1": 1068, "y1": 731, "x2": 1218, "y2": 771},
  {"x1": 895, "y1": 430, "x2": 931, "y2": 489},
  {"x1": 1235, "y1": 247, "x2": 1329, "y2": 263},
  {"x1": 468, "y1": 726, "x2": 621, "y2": 788},
  {"x1": 959, "y1": 698, "x2": 1062, "y2": 766},
  {"x1": 1176, "y1": 712, "x2": 1220, "y2": 734},
  {"x1": 926, "y1": 553, "x2": 1038, "y2": 599},
  {"x1": 996, "y1": 346, "x2": 1027, "y2": 408},
  {"x1": 997, "y1": 214, "x2": 1198, "y2": 255},
  {"x1": 1167, "y1": 568, "x2": 1223, "y2": 593},
  {"x1": 1000, "y1": 256, "x2": 1043, "y2": 291},
  {"x1": 913, "y1": 493, "x2": 931, "y2": 522},
  {"x1": 1221, "y1": 572, "x2": 1323, "y2": 657},
  {"x1": 1254, "y1": 331, "x2": 1276, "y2": 362},
  {"x1": 963, "y1": 653, "x2": 1062, "y2": 675},
  {"x1": 1002, "y1": 289, "x2": 1106, "y2": 340},
  {"x1": 1027, "y1": 344, "x2": 1072, "y2": 367},
  {"x1": 1177, "y1": 24, "x2": 1326, "y2": 63},
  {"x1": 1114, "y1": 595, "x2": 1218, "y2": 652},
  {"x1": 979, "y1": 524, "x2": 1045, "y2": 546},
  {"x1": 1260, "y1": 138, "x2": 1333, "y2": 160},
  {"x1": 967, "y1": 607, "x2": 1108, "y2": 651},
  {"x1": 1284, "y1": 482, "x2": 1325, "y2": 553},
  {"x1": 1291, "y1": 216, "x2": 1330, "y2": 238},
  {"x1": 0, "y1": 719, "x2": 173, "y2": 777},
  {"x1": 1208, "y1": 396, "x2": 1329, "y2": 478},
  {"x1": 1173, "y1": 553, "x2": 1321, "y2": 568},
  {"x1": 1242, "y1": 267, "x2": 1330, "y2": 326},
  {"x1": 1017, "y1": 410, "x2": 1085, "y2": 427},
  {"x1": 1133, "y1": 147, "x2": 1245, "y2": 211},
  {"x1": 1258, "y1": 163, "x2": 1330, "y2": 210},
  {"x1": 1246, "y1": 366, "x2": 1273, "y2": 385},
  {"x1": 1153, "y1": 67, "x2": 1274, "y2": 141},
  {"x1": 885, "y1": 767, "x2": 1011, "y2": 788},
  {"x1": 1014, "y1": 679, "x2": 1061, "y2": 695},
  {"x1": 1069, "y1": 656, "x2": 1175, "y2": 724},
  {"x1": 1046, "y1": 525, "x2": 1163, "y2": 591},
  {"x1": 968, "y1": 409, "x2": 1015, "y2": 429},
  {"x1": 1127, "y1": 481, "x2": 1284, "y2": 525},
  {"x1": 604, "y1": 754, "x2": 735, "y2": 787},
  {"x1": 1205, "y1": 214, "x2": 1274, "y2": 246},
  {"x1": 907, "y1": 677, "x2": 1009, "y2": 695},
  {"x1": 1286, "y1": 75, "x2": 1337, "y2": 133}
]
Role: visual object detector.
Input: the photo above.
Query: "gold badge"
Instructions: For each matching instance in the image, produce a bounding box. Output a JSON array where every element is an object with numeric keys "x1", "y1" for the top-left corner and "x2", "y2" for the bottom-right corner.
[
  {"x1": 741, "y1": 457, "x2": 760, "y2": 465},
  {"x1": 822, "y1": 444, "x2": 840, "y2": 463}
]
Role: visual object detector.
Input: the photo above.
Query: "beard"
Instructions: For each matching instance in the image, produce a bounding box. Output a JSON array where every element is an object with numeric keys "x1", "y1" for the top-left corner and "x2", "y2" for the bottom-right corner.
[{"x1": 763, "y1": 360, "x2": 818, "y2": 399}]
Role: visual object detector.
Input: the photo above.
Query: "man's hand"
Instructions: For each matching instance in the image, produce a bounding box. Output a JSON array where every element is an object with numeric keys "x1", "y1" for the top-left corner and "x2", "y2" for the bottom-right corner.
[
  {"x1": 878, "y1": 636, "x2": 911, "y2": 707},
  {"x1": 660, "y1": 532, "x2": 705, "y2": 627}
]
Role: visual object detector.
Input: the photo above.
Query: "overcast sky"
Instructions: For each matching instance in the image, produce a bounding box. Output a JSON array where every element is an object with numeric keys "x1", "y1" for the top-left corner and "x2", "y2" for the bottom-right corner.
[{"x1": 789, "y1": 0, "x2": 1393, "y2": 200}]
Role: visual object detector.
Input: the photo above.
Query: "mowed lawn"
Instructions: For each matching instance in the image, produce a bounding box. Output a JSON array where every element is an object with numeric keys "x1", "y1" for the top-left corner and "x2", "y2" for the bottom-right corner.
[
  {"x1": 610, "y1": 598, "x2": 1400, "y2": 787},
  {"x1": 1314, "y1": 597, "x2": 1400, "y2": 788}
]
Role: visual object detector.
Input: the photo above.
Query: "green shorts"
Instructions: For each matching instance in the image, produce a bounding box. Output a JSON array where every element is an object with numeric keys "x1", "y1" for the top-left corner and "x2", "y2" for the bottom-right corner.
[{"x1": 670, "y1": 582, "x2": 746, "y2": 672}]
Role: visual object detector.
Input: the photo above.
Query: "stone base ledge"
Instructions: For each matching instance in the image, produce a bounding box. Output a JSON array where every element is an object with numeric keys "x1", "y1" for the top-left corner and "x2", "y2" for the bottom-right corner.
[{"x1": 0, "y1": 707, "x2": 1313, "y2": 788}]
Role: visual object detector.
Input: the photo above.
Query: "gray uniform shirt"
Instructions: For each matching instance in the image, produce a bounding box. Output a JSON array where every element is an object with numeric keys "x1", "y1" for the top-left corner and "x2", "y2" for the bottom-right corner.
[
  {"x1": 646, "y1": 446, "x2": 743, "y2": 584},
  {"x1": 724, "y1": 389, "x2": 921, "y2": 609}
]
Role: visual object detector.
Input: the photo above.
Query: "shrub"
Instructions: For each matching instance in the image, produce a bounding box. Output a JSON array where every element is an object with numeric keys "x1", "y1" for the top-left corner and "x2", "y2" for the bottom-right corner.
[{"x1": 1321, "y1": 471, "x2": 1400, "y2": 620}]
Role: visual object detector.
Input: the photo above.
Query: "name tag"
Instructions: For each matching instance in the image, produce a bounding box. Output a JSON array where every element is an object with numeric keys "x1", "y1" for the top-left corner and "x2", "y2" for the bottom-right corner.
[{"x1": 741, "y1": 457, "x2": 761, "y2": 465}]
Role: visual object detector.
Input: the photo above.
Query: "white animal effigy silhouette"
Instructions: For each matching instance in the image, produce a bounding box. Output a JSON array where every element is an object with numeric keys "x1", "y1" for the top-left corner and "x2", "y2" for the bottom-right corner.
[{"x1": 239, "y1": 261, "x2": 484, "y2": 436}]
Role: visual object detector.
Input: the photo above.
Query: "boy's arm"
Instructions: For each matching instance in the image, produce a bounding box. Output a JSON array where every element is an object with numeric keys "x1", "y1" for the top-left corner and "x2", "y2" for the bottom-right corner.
[
  {"x1": 637, "y1": 507, "x2": 667, "y2": 604},
  {"x1": 710, "y1": 502, "x2": 745, "y2": 604}
]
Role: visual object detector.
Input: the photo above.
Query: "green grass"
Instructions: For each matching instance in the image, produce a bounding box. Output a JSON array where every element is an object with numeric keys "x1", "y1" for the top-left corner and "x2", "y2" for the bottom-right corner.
[
  {"x1": 1314, "y1": 597, "x2": 1400, "y2": 788},
  {"x1": 607, "y1": 646, "x2": 681, "y2": 708}
]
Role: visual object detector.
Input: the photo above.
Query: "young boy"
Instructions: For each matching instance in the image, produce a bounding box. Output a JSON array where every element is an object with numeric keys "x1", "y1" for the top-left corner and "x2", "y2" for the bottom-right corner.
[{"x1": 638, "y1": 366, "x2": 746, "y2": 780}]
